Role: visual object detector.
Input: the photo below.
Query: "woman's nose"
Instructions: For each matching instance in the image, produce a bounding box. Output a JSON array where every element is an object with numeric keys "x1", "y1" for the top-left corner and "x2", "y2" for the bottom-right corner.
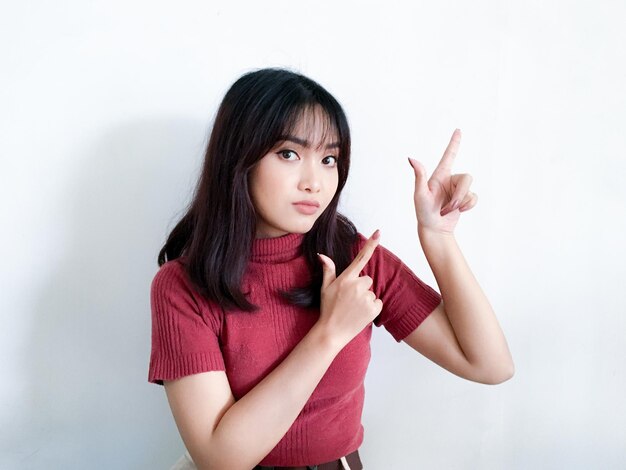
[{"x1": 299, "y1": 164, "x2": 322, "y2": 192}]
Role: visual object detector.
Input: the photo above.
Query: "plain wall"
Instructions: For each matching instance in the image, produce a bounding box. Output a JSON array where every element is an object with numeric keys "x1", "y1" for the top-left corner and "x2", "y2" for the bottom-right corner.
[{"x1": 1, "y1": 1, "x2": 625, "y2": 468}]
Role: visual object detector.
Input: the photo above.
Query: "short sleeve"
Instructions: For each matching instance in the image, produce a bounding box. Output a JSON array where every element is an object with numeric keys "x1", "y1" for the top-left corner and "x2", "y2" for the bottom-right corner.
[
  {"x1": 353, "y1": 232, "x2": 442, "y2": 342},
  {"x1": 148, "y1": 260, "x2": 225, "y2": 386}
]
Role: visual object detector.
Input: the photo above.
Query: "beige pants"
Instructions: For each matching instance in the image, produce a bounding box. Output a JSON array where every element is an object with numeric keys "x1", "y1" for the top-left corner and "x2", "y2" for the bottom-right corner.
[{"x1": 169, "y1": 450, "x2": 353, "y2": 470}]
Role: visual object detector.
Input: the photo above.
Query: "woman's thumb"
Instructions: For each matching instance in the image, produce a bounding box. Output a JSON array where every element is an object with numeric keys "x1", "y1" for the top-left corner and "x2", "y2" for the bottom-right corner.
[
  {"x1": 317, "y1": 253, "x2": 336, "y2": 289},
  {"x1": 408, "y1": 157, "x2": 428, "y2": 195}
]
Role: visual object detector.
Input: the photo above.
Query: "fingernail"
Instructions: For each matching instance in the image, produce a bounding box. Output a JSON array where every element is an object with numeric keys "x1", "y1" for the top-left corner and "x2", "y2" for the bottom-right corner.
[
  {"x1": 451, "y1": 200, "x2": 459, "y2": 210},
  {"x1": 371, "y1": 229, "x2": 380, "y2": 240}
]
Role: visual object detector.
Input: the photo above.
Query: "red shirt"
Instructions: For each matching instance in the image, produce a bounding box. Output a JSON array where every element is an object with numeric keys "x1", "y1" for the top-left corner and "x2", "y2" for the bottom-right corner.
[{"x1": 148, "y1": 231, "x2": 442, "y2": 465}]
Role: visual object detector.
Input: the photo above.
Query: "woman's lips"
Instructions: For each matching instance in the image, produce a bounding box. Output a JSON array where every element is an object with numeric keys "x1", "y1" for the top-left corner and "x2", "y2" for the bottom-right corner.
[{"x1": 293, "y1": 203, "x2": 319, "y2": 215}]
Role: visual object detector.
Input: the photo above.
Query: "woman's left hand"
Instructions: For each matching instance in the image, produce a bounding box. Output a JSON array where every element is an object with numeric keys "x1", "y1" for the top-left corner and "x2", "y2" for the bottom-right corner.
[{"x1": 407, "y1": 129, "x2": 477, "y2": 235}]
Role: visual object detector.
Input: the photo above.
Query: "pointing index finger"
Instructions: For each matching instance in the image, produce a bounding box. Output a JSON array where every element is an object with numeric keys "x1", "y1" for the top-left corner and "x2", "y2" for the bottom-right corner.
[
  {"x1": 343, "y1": 229, "x2": 381, "y2": 278},
  {"x1": 432, "y1": 128, "x2": 461, "y2": 179}
]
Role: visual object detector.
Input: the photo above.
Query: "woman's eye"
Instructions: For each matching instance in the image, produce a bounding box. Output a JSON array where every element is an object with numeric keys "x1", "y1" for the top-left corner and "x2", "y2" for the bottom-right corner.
[
  {"x1": 278, "y1": 149, "x2": 337, "y2": 167},
  {"x1": 278, "y1": 150, "x2": 298, "y2": 160},
  {"x1": 323, "y1": 156, "x2": 338, "y2": 166}
]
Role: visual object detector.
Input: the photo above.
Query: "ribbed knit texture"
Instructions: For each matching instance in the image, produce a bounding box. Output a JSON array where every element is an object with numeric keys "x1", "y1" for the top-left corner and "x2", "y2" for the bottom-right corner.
[{"x1": 148, "y1": 231, "x2": 442, "y2": 466}]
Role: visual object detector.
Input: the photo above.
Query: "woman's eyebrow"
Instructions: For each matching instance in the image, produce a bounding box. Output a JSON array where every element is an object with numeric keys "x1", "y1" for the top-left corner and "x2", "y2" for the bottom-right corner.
[{"x1": 278, "y1": 135, "x2": 340, "y2": 149}]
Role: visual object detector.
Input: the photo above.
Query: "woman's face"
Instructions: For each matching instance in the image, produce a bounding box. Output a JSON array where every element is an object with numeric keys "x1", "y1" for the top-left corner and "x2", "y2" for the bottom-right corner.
[{"x1": 249, "y1": 109, "x2": 340, "y2": 239}]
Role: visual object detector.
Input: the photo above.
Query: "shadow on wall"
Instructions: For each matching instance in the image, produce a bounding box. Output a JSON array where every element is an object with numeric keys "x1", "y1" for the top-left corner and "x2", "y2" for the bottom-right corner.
[{"x1": 6, "y1": 117, "x2": 210, "y2": 469}]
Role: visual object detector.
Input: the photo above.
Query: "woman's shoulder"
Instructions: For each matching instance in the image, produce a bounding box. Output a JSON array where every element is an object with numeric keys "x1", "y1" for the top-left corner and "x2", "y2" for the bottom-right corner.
[
  {"x1": 151, "y1": 256, "x2": 204, "y2": 304},
  {"x1": 151, "y1": 256, "x2": 223, "y2": 318},
  {"x1": 152, "y1": 256, "x2": 188, "y2": 284}
]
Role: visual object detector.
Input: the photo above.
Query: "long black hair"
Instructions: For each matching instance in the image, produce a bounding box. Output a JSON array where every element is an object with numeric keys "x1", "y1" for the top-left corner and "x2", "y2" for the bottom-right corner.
[{"x1": 157, "y1": 67, "x2": 359, "y2": 312}]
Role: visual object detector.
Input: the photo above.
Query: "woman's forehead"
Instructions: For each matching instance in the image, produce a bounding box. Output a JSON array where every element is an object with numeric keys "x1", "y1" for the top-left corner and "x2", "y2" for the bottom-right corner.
[{"x1": 287, "y1": 107, "x2": 339, "y2": 149}]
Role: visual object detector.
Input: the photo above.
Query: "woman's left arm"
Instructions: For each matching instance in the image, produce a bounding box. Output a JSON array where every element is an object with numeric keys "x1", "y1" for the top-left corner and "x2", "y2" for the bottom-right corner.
[{"x1": 402, "y1": 129, "x2": 514, "y2": 385}]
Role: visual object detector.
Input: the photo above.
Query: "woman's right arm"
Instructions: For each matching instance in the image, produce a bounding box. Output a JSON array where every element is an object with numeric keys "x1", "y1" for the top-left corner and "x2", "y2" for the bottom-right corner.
[
  {"x1": 164, "y1": 230, "x2": 382, "y2": 469},
  {"x1": 164, "y1": 323, "x2": 342, "y2": 470}
]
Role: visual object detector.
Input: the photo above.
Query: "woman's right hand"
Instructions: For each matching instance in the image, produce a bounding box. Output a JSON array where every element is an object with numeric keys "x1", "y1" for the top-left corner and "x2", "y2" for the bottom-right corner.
[{"x1": 316, "y1": 229, "x2": 383, "y2": 349}]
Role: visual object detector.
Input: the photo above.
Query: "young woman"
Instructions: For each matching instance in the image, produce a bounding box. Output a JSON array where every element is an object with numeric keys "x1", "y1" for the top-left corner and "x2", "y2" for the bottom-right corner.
[{"x1": 148, "y1": 67, "x2": 514, "y2": 470}]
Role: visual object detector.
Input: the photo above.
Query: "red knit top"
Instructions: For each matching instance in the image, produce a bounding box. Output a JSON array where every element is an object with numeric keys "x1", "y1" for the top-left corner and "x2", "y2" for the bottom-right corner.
[{"x1": 148, "y1": 231, "x2": 442, "y2": 466}]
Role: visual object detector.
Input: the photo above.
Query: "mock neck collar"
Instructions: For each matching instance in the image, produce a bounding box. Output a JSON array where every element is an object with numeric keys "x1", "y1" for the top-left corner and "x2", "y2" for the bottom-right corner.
[{"x1": 250, "y1": 232, "x2": 305, "y2": 264}]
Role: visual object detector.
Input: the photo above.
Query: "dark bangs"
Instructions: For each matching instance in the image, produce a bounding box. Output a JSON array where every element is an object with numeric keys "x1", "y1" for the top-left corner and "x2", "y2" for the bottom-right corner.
[{"x1": 241, "y1": 71, "x2": 352, "y2": 194}]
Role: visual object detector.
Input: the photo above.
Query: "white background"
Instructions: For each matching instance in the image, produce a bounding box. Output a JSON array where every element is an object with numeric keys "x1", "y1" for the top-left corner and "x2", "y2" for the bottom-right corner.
[{"x1": 1, "y1": 1, "x2": 625, "y2": 469}]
